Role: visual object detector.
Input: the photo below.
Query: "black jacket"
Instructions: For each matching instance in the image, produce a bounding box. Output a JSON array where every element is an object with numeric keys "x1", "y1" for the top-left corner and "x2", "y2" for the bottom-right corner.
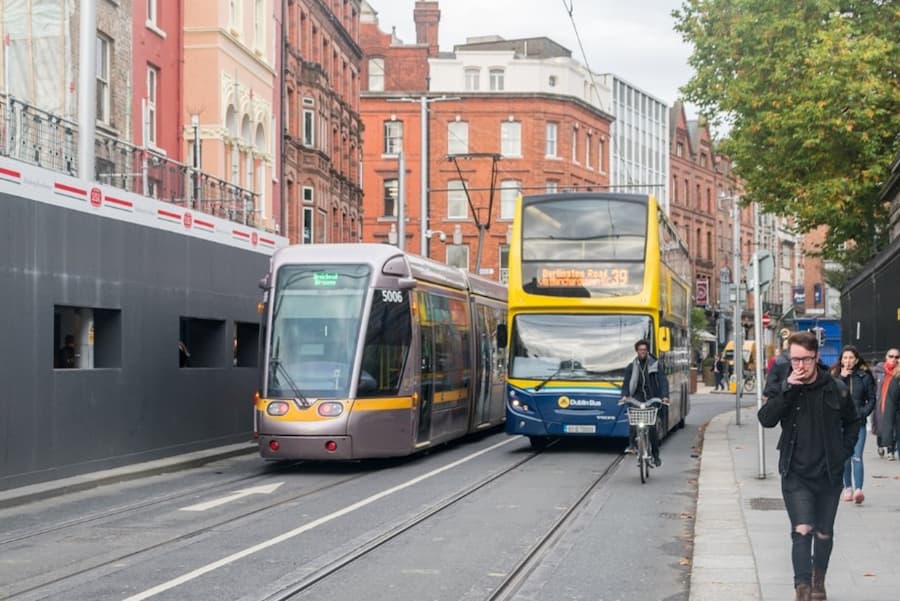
[
  {"x1": 836, "y1": 367, "x2": 876, "y2": 421},
  {"x1": 758, "y1": 366, "x2": 859, "y2": 485},
  {"x1": 880, "y1": 376, "x2": 900, "y2": 449},
  {"x1": 622, "y1": 355, "x2": 670, "y2": 401}
]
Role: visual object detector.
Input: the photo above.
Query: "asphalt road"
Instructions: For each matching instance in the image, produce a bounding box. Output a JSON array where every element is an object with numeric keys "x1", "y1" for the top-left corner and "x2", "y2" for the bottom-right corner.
[{"x1": 0, "y1": 394, "x2": 735, "y2": 601}]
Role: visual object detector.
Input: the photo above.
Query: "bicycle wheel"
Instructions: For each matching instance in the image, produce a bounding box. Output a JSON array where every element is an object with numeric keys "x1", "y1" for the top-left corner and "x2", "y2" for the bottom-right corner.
[{"x1": 637, "y1": 430, "x2": 648, "y2": 484}]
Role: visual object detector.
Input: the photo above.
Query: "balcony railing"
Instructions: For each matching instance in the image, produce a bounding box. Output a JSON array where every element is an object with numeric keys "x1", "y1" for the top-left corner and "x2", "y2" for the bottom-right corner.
[{"x1": 0, "y1": 95, "x2": 260, "y2": 228}]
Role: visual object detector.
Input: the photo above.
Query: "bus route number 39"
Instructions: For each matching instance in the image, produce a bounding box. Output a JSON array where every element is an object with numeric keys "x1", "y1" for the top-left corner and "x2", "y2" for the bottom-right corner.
[{"x1": 381, "y1": 290, "x2": 404, "y2": 303}]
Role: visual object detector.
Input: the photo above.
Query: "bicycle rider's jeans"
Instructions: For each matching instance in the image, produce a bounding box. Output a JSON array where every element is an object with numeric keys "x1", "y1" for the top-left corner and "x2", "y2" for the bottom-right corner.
[
  {"x1": 842, "y1": 425, "x2": 866, "y2": 490},
  {"x1": 781, "y1": 471, "x2": 842, "y2": 587}
]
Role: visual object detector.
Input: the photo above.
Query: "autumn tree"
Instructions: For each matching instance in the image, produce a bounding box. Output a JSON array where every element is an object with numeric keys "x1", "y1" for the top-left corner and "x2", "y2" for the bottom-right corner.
[{"x1": 673, "y1": 0, "x2": 900, "y2": 269}]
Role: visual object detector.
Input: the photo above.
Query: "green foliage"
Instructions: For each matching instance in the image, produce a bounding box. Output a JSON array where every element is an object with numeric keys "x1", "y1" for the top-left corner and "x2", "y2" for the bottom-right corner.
[
  {"x1": 691, "y1": 307, "x2": 710, "y2": 352},
  {"x1": 673, "y1": 0, "x2": 900, "y2": 265}
]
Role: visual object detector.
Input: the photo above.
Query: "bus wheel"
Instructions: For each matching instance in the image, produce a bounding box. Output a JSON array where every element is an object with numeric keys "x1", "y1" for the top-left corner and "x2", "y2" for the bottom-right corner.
[{"x1": 528, "y1": 436, "x2": 549, "y2": 450}]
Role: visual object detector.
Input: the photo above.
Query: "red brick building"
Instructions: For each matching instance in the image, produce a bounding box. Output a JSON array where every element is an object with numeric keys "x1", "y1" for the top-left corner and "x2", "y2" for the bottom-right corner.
[
  {"x1": 282, "y1": 0, "x2": 364, "y2": 244},
  {"x1": 132, "y1": 0, "x2": 183, "y2": 160},
  {"x1": 359, "y1": 2, "x2": 612, "y2": 280}
]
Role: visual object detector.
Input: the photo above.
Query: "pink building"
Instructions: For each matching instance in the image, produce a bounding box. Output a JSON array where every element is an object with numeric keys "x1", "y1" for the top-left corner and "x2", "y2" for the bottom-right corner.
[
  {"x1": 183, "y1": 0, "x2": 281, "y2": 233},
  {"x1": 132, "y1": 0, "x2": 184, "y2": 160}
]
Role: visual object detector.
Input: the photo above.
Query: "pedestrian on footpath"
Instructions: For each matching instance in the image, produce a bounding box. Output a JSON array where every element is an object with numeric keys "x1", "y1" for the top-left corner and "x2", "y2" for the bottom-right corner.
[
  {"x1": 830, "y1": 345, "x2": 876, "y2": 504},
  {"x1": 713, "y1": 354, "x2": 726, "y2": 391},
  {"x1": 758, "y1": 331, "x2": 859, "y2": 601},
  {"x1": 872, "y1": 348, "x2": 899, "y2": 459},
  {"x1": 878, "y1": 360, "x2": 900, "y2": 462}
]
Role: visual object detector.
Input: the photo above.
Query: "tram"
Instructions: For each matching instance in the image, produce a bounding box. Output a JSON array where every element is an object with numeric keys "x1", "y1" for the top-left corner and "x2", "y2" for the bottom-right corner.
[
  {"x1": 501, "y1": 192, "x2": 692, "y2": 447},
  {"x1": 254, "y1": 244, "x2": 507, "y2": 460}
]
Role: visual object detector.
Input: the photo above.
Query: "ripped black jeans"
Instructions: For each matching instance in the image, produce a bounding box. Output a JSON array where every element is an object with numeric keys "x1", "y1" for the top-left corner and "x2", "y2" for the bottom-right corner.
[{"x1": 781, "y1": 471, "x2": 842, "y2": 587}]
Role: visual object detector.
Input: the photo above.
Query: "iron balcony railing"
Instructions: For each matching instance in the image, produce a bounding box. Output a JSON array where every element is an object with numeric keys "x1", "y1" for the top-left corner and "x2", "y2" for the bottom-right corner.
[{"x1": 0, "y1": 95, "x2": 260, "y2": 228}]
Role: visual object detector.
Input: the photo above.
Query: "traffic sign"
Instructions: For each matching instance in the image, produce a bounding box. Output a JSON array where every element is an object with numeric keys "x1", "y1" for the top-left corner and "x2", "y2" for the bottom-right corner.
[{"x1": 762, "y1": 312, "x2": 771, "y2": 328}]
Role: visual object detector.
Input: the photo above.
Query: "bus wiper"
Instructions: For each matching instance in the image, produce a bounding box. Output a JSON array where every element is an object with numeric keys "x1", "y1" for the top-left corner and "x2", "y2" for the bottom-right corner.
[
  {"x1": 534, "y1": 360, "x2": 582, "y2": 391},
  {"x1": 269, "y1": 356, "x2": 311, "y2": 408}
]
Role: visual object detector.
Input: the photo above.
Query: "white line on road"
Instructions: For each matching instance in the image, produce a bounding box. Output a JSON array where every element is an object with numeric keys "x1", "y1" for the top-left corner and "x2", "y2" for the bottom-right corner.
[
  {"x1": 122, "y1": 437, "x2": 519, "y2": 601},
  {"x1": 179, "y1": 482, "x2": 284, "y2": 512}
]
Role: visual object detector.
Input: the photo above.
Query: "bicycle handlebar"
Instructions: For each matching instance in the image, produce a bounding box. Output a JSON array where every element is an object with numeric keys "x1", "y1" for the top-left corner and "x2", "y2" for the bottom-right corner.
[{"x1": 618, "y1": 396, "x2": 665, "y2": 408}]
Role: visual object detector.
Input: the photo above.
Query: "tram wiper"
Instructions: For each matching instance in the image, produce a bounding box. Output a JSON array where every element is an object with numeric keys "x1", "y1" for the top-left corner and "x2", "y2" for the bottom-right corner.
[{"x1": 269, "y1": 341, "x2": 311, "y2": 408}]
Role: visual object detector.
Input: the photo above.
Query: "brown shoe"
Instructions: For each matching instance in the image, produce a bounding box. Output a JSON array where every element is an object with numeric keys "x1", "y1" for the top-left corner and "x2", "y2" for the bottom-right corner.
[
  {"x1": 811, "y1": 567, "x2": 827, "y2": 599},
  {"x1": 795, "y1": 583, "x2": 812, "y2": 601}
]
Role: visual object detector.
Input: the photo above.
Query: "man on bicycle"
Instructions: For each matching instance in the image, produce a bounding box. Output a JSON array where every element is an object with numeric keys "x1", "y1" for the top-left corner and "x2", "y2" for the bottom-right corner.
[{"x1": 620, "y1": 339, "x2": 670, "y2": 466}]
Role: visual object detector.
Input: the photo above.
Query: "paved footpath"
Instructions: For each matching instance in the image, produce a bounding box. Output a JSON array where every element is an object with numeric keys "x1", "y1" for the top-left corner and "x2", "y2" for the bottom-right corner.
[{"x1": 691, "y1": 395, "x2": 900, "y2": 601}]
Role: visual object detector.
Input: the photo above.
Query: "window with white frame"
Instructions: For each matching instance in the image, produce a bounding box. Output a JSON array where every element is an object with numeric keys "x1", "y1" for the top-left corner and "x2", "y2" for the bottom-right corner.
[
  {"x1": 446, "y1": 245, "x2": 469, "y2": 270},
  {"x1": 447, "y1": 121, "x2": 468, "y2": 155},
  {"x1": 571, "y1": 127, "x2": 578, "y2": 163},
  {"x1": 500, "y1": 121, "x2": 521, "y2": 157},
  {"x1": 545, "y1": 122, "x2": 557, "y2": 157},
  {"x1": 229, "y1": 0, "x2": 240, "y2": 31},
  {"x1": 146, "y1": 65, "x2": 158, "y2": 146},
  {"x1": 383, "y1": 121, "x2": 402, "y2": 155},
  {"x1": 96, "y1": 33, "x2": 111, "y2": 123},
  {"x1": 303, "y1": 109, "x2": 314, "y2": 146},
  {"x1": 489, "y1": 68, "x2": 505, "y2": 91},
  {"x1": 254, "y1": 0, "x2": 265, "y2": 51},
  {"x1": 546, "y1": 180, "x2": 558, "y2": 193},
  {"x1": 464, "y1": 67, "x2": 480, "y2": 91},
  {"x1": 302, "y1": 206, "x2": 313, "y2": 244},
  {"x1": 147, "y1": 0, "x2": 158, "y2": 28},
  {"x1": 598, "y1": 139, "x2": 606, "y2": 172},
  {"x1": 447, "y1": 180, "x2": 468, "y2": 219},
  {"x1": 368, "y1": 58, "x2": 384, "y2": 91},
  {"x1": 499, "y1": 180, "x2": 520, "y2": 220},
  {"x1": 585, "y1": 133, "x2": 591, "y2": 169},
  {"x1": 383, "y1": 178, "x2": 398, "y2": 217}
]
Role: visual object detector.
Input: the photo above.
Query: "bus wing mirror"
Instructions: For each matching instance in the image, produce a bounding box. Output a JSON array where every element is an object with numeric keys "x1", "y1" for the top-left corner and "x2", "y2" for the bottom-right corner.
[
  {"x1": 657, "y1": 326, "x2": 671, "y2": 353},
  {"x1": 397, "y1": 277, "x2": 416, "y2": 289},
  {"x1": 258, "y1": 274, "x2": 271, "y2": 290},
  {"x1": 496, "y1": 323, "x2": 508, "y2": 349}
]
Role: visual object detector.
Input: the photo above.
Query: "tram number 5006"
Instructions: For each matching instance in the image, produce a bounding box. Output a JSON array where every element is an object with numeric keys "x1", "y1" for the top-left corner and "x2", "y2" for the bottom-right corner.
[{"x1": 381, "y1": 290, "x2": 404, "y2": 303}]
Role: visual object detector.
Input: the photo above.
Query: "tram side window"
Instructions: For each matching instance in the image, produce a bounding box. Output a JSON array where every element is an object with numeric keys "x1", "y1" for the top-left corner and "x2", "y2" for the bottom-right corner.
[
  {"x1": 179, "y1": 317, "x2": 226, "y2": 368},
  {"x1": 53, "y1": 305, "x2": 122, "y2": 369},
  {"x1": 358, "y1": 289, "x2": 411, "y2": 396},
  {"x1": 233, "y1": 321, "x2": 259, "y2": 367}
]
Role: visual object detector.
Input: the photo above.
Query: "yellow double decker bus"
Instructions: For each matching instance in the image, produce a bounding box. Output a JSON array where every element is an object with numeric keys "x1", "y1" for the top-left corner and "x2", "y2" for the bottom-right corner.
[{"x1": 500, "y1": 192, "x2": 692, "y2": 448}]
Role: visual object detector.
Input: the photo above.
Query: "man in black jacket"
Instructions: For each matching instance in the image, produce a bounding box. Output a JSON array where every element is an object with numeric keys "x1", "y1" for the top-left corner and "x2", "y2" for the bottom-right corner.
[
  {"x1": 758, "y1": 331, "x2": 858, "y2": 601},
  {"x1": 620, "y1": 339, "x2": 670, "y2": 465}
]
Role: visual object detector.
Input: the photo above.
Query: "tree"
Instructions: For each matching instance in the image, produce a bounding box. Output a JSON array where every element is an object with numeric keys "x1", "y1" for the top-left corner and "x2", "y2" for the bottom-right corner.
[
  {"x1": 673, "y1": 0, "x2": 900, "y2": 267},
  {"x1": 691, "y1": 307, "x2": 710, "y2": 358}
]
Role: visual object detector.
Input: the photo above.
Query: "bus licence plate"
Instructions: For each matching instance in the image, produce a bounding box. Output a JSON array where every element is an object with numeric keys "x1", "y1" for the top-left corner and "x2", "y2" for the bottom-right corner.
[{"x1": 564, "y1": 424, "x2": 596, "y2": 433}]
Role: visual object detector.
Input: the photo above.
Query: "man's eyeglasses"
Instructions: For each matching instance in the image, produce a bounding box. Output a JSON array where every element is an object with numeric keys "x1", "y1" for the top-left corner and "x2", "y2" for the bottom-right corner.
[
  {"x1": 789, "y1": 356, "x2": 817, "y2": 366},
  {"x1": 888, "y1": 354, "x2": 899, "y2": 359}
]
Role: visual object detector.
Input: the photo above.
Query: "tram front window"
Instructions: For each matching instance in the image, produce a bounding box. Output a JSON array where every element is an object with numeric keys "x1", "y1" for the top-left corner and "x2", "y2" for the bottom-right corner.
[
  {"x1": 268, "y1": 264, "x2": 369, "y2": 398},
  {"x1": 509, "y1": 314, "x2": 652, "y2": 380}
]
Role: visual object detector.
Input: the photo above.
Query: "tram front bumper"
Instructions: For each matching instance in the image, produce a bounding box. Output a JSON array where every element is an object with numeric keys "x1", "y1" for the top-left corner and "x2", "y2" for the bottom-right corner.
[{"x1": 259, "y1": 435, "x2": 353, "y2": 460}]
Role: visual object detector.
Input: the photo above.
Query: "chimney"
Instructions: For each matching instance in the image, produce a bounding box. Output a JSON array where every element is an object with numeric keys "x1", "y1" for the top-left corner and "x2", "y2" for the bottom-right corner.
[{"x1": 413, "y1": 1, "x2": 440, "y2": 56}]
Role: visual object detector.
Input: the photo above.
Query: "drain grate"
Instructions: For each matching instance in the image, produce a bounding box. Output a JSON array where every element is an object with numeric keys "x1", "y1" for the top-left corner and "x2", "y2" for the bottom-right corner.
[{"x1": 749, "y1": 497, "x2": 785, "y2": 511}]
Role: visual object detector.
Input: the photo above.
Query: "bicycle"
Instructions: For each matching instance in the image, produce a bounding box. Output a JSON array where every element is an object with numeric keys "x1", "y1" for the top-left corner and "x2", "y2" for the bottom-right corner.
[{"x1": 621, "y1": 396, "x2": 663, "y2": 484}]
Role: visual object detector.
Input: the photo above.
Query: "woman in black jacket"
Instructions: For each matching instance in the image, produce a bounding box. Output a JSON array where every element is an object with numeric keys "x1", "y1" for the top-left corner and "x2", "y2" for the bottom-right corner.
[{"x1": 830, "y1": 345, "x2": 876, "y2": 504}]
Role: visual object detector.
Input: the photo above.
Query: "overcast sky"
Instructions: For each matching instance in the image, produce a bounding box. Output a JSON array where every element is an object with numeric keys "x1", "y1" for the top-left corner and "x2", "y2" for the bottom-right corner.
[{"x1": 367, "y1": 0, "x2": 697, "y2": 117}]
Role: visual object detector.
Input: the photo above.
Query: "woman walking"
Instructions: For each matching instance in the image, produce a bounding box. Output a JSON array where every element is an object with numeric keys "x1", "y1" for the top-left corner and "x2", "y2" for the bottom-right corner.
[{"x1": 831, "y1": 345, "x2": 876, "y2": 504}]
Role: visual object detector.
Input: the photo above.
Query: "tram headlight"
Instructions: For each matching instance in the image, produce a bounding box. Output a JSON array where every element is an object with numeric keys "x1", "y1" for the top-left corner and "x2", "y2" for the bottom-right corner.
[
  {"x1": 266, "y1": 401, "x2": 290, "y2": 416},
  {"x1": 317, "y1": 402, "x2": 344, "y2": 417}
]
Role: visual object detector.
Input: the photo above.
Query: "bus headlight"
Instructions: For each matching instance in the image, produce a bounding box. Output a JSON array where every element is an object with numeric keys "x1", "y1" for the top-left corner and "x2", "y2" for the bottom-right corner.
[
  {"x1": 266, "y1": 401, "x2": 290, "y2": 416},
  {"x1": 510, "y1": 397, "x2": 532, "y2": 413},
  {"x1": 317, "y1": 402, "x2": 344, "y2": 417}
]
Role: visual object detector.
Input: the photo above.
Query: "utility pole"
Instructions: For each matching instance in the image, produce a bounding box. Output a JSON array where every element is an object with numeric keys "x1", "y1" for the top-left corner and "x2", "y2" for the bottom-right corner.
[
  {"x1": 732, "y1": 195, "x2": 743, "y2": 425},
  {"x1": 77, "y1": 0, "x2": 97, "y2": 180},
  {"x1": 397, "y1": 150, "x2": 405, "y2": 249}
]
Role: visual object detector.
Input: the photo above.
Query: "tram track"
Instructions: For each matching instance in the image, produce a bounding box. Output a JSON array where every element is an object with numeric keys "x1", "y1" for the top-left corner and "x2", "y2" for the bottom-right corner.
[
  {"x1": 485, "y1": 454, "x2": 626, "y2": 601},
  {"x1": 253, "y1": 447, "x2": 549, "y2": 601},
  {"x1": 2, "y1": 467, "x2": 373, "y2": 600}
]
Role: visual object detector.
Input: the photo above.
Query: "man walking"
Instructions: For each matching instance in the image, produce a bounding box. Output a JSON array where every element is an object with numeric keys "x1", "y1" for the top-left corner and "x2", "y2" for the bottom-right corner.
[
  {"x1": 757, "y1": 331, "x2": 858, "y2": 601},
  {"x1": 713, "y1": 354, "x2": 726, "y2": 391}
]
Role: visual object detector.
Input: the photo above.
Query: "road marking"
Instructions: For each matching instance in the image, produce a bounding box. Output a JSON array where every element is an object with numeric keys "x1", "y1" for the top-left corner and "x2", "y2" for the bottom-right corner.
[
  {"x1": 122, "y1": 437, "x2": 519, "y2": 600},
  {"x1": 179, "y1": 482, "x2": 284, "y2": 512}
]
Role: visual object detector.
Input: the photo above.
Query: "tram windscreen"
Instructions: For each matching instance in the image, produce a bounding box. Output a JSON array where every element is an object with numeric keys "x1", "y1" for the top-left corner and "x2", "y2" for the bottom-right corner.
[
  {"x1": 268, "y1": 264, "x2": 369, "y2": 398},
  {"x1": 509, "y1": 314, "x2": 652, "y2": 380},
  {"x1": 521, "y1": 197, "x2": 647, "y2": 297}
]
